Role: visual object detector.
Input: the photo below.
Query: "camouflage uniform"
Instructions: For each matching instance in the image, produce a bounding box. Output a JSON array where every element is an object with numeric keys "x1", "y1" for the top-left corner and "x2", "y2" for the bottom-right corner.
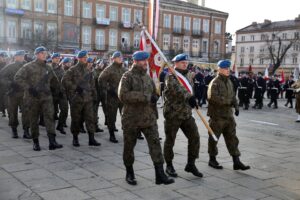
[
  {"x1": 0, "y1": 61, "x2": 29, "y2": 129},
  {"x1": 0, "y1": 61, "x2": 7, "y2": 115},
  {"x1": 163, "y1": 69, "x2": 200, "y2": 163},
  {"x1": 292, "y1": 80, "x2": 300, "y2": 114},
  {"x1": 118, "y1": 64, "x2": 164, "y2": 167},
  {"x1": 14, "y1": 59, "x2": 60, "y2": 139},
  {"x1": 93, "y1": 67, "x2": 105, "y2": 127},
  {"x1": 207, "y1": 74, "x2": 240, "y2": 157},
  {"x1": 98, "y1": 62, "x2": 126, "y2": 132},
  {"x1": 62, "y1": 62, "x2": 97, "y2": 135},
  {"x1": 52, "y1": 63, "x2": 68, "y2": 127}
]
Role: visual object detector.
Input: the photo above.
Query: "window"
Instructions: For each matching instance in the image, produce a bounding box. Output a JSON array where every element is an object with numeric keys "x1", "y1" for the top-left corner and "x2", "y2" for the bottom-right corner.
[
  {"x1": 96, "y1": 4, "x2": 106, "y2": 19},
  {"x1": 240, "y1": 58, "x2": 244, "y2": 66},
  {"x1": 214, "y1": 40, "x2": 220, "y2": 53},
  {"x1": 133, "y1": 32, "x2": 140, "y2": 49},
  {"x1": 0, "y1": 16, "x2": 4, "y2": 38},
  {"x1": 184, "y1": 17, "x2": 190, "y2": 31},
  {"x1": 215, "y1": 21, "x2": 222, "y2": 34},
  {"x1": 34, "y1": 21, "x2": 44, "y2": 41},
  {"x1": 47, "y1": 0, "x2": 56, "y2": 13},
  {"x1": 21, "y1": 20, "x2": 32, "y2": 39},
  {"x1": 251, "y1": 35, "x2": 255, "y2": 41},
  {"x1": 282, "y1": 33, "x2": 287, "y2": 39},
  {"x1": 21, "y1": 0, "x2": 31, "y2": 10},
  {"x1": 64, "y1": 0, "x2": 73, "y2": 16},
  {"x1": 6, "y1": 0, "x2": 17, "y2": 8},
  {"x1": 261, "y1": 34, "x2": 266, "y2": 41},
  {"x1": 241, "y1": 36, "x2": 245, "y2": 41},
  {"x1": 82, "y1": 2, "x2": 92, "y2": 18},
  {"x1": 7, "y1": 20, "x2": 17, "y2": 41},
  {"x1": 110, "y1": 6, "x2": 118, "y2": 21},
  {"x1": 47, "y1": 22, "x2": 57, "y2": 40},
  {"x1": 95, "y1": 29, "x2": 105, "y2": 50},
  {"x1": 82, "y1": 26, "x2": 91, "y2": 45},
  {"x1": 163, "y1": 14, "x2": 171, "y2": 28},
  {"x1": 34, "y1": 0, "x2": 44, "y2": 11},
  {"x1": 260, "y1": 47, "x2": 264, "y2": 53},
  {"x1": 122, "y1": 8, "x2": 131, "y2": 23},
  {"x1": 121, "y1": 32, "x2": 130, "y2": 49},
  {"x1": 293, "y1": 44, "x2": 299, "y2": 51},
  {"x1": 259, "y1": 58, "x2": 264, "y2": 65},
  {"x1": 250, "y1": 58, "x2": 254, "y2": 65},
  {"x1": 109, "y1": 29, "x2": 117, "y2": 50},
  {"x1": 203, "y1": 19, "x2": 209, "y2": 33},
  {"x1": 173, "y1": 37, "x2": 181, "y2": 50},
  {"x1": 295, "y1": 32, "x2": 299, "y2": 39},
  {"x1": 173, "y1": 15, "x2": 182, "y2": 32},
  {"x1": 241, "y1": 47, "x2": 245, "y2": 53},
  {"x1": 250, "y1": 46, "x2": 254, "y2": 53},
  {"x1": 183, "y1": 37, "x2": 190, "y2": 53},
  {"x1": 293, "y1": 57, "x2": 298, "y2": 64},
  {"x1": 134, "y1": 9, "x2": 142, "y2": 24},
  {"x1": 192, "y1": 39, "x2": 200, "y2": 56},
  {"x1": 163, "y1": 34, "x2": 170, "y2": 50},
  {"x1": 202, "y1": 40, "x2": 208, "y2": 53},
  {"x1": 192, "y1": 18, "x2": 201, "y2": 34}
]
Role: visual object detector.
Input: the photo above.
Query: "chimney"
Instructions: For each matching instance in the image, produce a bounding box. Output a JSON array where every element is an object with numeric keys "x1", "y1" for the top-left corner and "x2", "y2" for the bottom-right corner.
[
  {"x1": 201, "y1": 0, "x2": 205, "y2": 6},
  {"x1": 295, "y1": 14, "x2": 300, "y2": 21},
  {"x1": 264, "y1": 19, "x2": 271, "y2": 24},
  {"x1": 252, "y1": 22, "x2": 257, "y2": 26},
  {"x1": 187, "y1": 0, "x2": 202, "y2": 6}
]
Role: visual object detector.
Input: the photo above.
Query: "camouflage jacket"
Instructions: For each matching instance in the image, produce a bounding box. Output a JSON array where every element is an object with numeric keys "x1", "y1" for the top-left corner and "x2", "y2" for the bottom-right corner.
[
  {"x1": 62, "y1": 61, "x2": 96, "y2": 103},
  {"x1": 0, "y1": 61, "x2": 25, "y2": 97},
  {"x1": 163, "y1": 69, "x2": 193, "y2": 120},
  {"x1": 51, "y1": 63, "x2": 66, "y2": 97},
  {"x1": 14, "y1": 59, "x2": 60, "y2": 101},
  {"x1": 118, "y1": 64, "x2": 158, "y2": 129},
  {"x1": 207, "y1": 74, "x2": 238, "y2": 119},
  {"x1": 98, "y1": 62, "x2": 126, "y2": 97}
]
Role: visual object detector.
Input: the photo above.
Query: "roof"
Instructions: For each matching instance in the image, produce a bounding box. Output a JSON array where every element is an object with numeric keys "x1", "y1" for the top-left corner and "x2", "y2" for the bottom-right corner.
[{"x1": 237, "y1": 19, "x2": 300, "y2": 33}]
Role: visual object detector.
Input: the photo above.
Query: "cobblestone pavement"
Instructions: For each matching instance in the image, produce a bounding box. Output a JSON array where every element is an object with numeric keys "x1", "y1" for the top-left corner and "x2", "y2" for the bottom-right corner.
[{"x1": 0, "y1": 99, "x2": 300, "y2": 200}]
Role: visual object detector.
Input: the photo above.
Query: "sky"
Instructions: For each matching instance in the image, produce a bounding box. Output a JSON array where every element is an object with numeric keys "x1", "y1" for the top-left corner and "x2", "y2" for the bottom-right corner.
[{"x1": 205, "y1": 0, "x2": 300, "y2": 38}]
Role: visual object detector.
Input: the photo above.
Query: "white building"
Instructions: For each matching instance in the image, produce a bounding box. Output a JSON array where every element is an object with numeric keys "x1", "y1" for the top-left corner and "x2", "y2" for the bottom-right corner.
[{"x1": 235, "y1": 16, "x2": 300, "y2": 73}]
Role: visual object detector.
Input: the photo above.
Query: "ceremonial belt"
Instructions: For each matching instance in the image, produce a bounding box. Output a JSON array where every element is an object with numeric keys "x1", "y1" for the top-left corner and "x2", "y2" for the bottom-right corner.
[
  {"x1": 257, "y1": 86, "x2": 262, "y2": 89},
  {"x1": 239, "y1": 87, "x2": 247, "y2": 90},
  {"x1": 271, "y1": 87, "x2": 278, "y2": 90}
]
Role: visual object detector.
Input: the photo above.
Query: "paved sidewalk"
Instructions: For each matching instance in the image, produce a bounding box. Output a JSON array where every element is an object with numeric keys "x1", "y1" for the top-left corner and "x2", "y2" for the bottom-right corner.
[{"x1": 0, "y1": 99, "x2": 300, "y2": 200}]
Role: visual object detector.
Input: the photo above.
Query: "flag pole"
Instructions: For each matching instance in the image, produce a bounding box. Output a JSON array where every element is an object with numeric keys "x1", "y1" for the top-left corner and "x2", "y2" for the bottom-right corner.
[{"x1": 142, "y1": 27, "x2": 218, "y2": 142}]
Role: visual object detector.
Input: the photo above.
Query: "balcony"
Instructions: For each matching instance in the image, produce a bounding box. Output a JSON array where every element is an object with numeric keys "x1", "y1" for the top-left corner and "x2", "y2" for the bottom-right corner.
[
  {"x1": 192, "y1": 30, "x2": 203, "y2": 37},
  {"x1": 173, "y1": 28, "x2": 184, "y2": 35},
  {"x1": 95, "y1": 18, "x2": 110, "y2": 26},
  {"x1": 120, "y1": 22, "x2": 133, "y2": 29}
]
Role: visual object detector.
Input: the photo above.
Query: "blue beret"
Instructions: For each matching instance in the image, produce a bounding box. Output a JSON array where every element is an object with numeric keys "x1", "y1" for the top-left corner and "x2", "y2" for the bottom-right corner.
[
  {"x1": 132, "y1": 51, "x2": 150, "y2": 61},
  {"x1": 34, "y1": 46, "x2": 47, "y2": 55},
  {"x1": 87, "y1": 57, "x2": 93, "y2": 63},
  {"x1": 217, "y1": 60, "x2": 231, "y2": 68},
  {"x1": 77, "y1": 50, "x2": 88, "y2": 58},
  {"x1": 62, "y1": 57, "x2": 71, "y2": 63},
  {"x1": 112, "y1": 51, "x2": 122, "y2": 59},
  {"x1": 46, "y1": 58, "x2": 52, "y2": 63},
  {"x1": 172, "y1": 54, "x2": 188, "y2": 62},
  {"x1": 15, "y1": 50, "x2": 25, "y2": 56},
  {"x1": 51, "y1": 53, "x2": 60, "y2": 59}
]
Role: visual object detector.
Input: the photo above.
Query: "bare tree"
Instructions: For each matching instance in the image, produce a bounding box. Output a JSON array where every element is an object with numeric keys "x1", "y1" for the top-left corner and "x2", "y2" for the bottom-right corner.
[{"x1": 262, "y1": 30, "x2": 300, "y2": 75}]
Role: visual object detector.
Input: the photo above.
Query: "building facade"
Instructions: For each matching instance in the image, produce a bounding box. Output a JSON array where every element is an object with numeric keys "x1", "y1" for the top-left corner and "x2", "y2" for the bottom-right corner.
[
  {"x1": 0, "y1": 0, "x2": 228, "y2": 61},
  {"x1": 236, "y1": 16, "x2": 300, "y2": 73}
]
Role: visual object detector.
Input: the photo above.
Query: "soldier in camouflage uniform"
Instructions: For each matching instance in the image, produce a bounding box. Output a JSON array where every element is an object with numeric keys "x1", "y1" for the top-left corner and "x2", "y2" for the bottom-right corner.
[
  {"x1": 292, "y1": 79, "x2": 300, "y2": 122},
  {"x1": 163, "y1": 54, "x2": 203, "y2": 178},
  {"x1": 14, "y1": 46, "x2": 63, "y2": 151},
  {"x1": 118, "y1": 51, "x2": 174, "y2": 186},
  {"x1": 207, "y1": 60, "x2": 250, "y2": 170},
  {"x1": 0, "y1": 51, "x2": 31, "y2": 139},
  {"x1": 51, "y1": 53, "x2": 68, "y2": 134},
  {"x1": 62, "y1": 51, "x2": 100, "y2": 147},
  {"x1": 0, "y1": 52, "x2": 7, "y2": 117},
  {"x1": 98, "y1": 51, "x2": 126, "y2": 143}
]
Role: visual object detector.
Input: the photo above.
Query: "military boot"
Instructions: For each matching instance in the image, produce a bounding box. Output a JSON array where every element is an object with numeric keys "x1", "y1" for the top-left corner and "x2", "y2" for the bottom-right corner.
[
  {"x1": 88, "y1": 133, "x2": 101, "y2": 146},
  {"x1": 33, "y1": 138, "x2": 41, "y2": 151},
  {"x1": 73, "y1": 135, "x2": 80, "y2": 147},
  {"x1": 11, "y1": 127, "x2": 18, "y2": 139},
  {"x1": 95, "y1": 125, "x2": 104, "y2": 133},
  {"x1": 48, "y1": 135, "x2": 63, "y2": 150},
  {"x1": 166, "y1": 162, "x2": 178, "y2": 177},
  {"x1": 185, "y1": 159, "x2": 203, "y2": 177},
  {"x1": 208, "y1": 156, "x2": 223, "y2": 169},
  {"x1": 56, "y1": 123, "x2": 66, "y2": 135},
  {"x1": 126, "y1": 166, "x2": 137, "y2": 185},
  {"x1": 233, "y1": 156, "x2": 250, "y2": 171},
  {"x1": 109, "y1": 130, "x2": 118, "y2": 143},
  {"x1": 154, "y1": 164, "x2": 174, "y2": 185},
  {"x1": 137, "y1": 132, "x2": 144, "y2": 140},
  {"x1": 23, "y1": 128, "x2": 32, "y2": 139}
]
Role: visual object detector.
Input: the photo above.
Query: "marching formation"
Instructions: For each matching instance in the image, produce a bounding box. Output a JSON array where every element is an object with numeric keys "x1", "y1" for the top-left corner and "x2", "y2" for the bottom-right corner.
[{"x1": 0, "y1": 46, "x2": 300, "y2": 186}]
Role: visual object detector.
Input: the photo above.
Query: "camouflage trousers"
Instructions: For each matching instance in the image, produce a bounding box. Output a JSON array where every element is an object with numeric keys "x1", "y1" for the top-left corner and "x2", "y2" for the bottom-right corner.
[
  {"x1": 123, "y1": 124, "x2": 164, "y2": 167},
  {"x1": 164, "y1": 116, "x2": 200, "y2": 163},
  {"x1": 106, "y1": 95, "x2": 122, "y2": 131},
  {"x1": 27, "y1": 98, "x2": 56, "y2": 139},
  {"x1": 99, "y1": 93, "x2": 108, "y2": 123},
  {"x1": 53, "y1": 96, "x2": 68, "y2": 125},
  {"x1": 70, "y1": 100, "x2": 95, "y2": 135},
  {"x1": 7, "y1": 93, "x2": 29, "y2": 129},
  {"x1": 208, "y1": 117, "x2": 241, "y2": 157}
]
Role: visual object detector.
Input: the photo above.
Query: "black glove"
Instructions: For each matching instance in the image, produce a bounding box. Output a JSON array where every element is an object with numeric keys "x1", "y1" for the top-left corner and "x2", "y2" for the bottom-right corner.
[
  {"x1": 28, "y1": 87, "x2": 38, "y2": 97},
  {"x1": 108, "y1": 88, "x2": 117, "y2": 97},
  {"x1": 75, "y1": 86, "x2": 83, "y2": 95},
  {"x1": 188, "y1": 96, "x2": 198, "y2": 109},
  {"x1": 151, "y1": 94, "x2": 159, "y2": 104},
  {"x1": 235, "y1": 109, "x2": 239, "y2": 116}
]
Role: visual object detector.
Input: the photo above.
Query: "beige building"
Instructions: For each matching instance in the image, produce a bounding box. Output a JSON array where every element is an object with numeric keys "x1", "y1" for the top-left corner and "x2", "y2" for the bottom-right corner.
[{"x1": 0, "y1": 0, "x2": 228, "y2": 61}]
